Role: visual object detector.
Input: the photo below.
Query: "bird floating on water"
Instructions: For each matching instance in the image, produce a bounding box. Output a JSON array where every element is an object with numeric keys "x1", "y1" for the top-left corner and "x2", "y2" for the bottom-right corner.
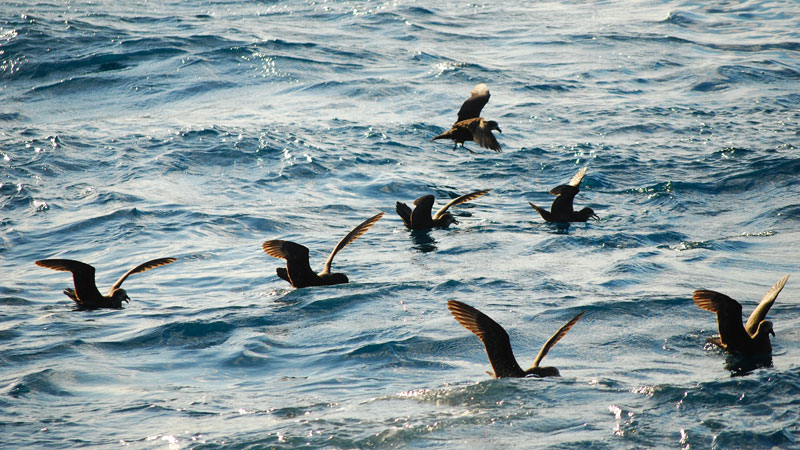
[
  {"x1": 433, "y1": 83, "x2": 502, "y2": 153},
  {"x1": 35, "y1": 257, "x2": 177, "y2": 309},
  {"x1": 448, "y1": 299, "x2": 585, "y2": 378},
  {"x1": 529, "y1": 167, "x2": 598, "y2": 223},
  {"x1": 396, "y1": 189, "x2": 490, "y2": 229},
  {"x1": 693, "y1": 274, "x2": 789, "y2": 355},
  {"x1": 263, "y1": 212, "x2": 384, "y2": 288}
]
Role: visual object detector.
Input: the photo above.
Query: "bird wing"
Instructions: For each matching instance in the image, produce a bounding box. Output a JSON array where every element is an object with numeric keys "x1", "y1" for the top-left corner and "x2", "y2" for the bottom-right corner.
[
  {"x1": 693, "y1": 289, "x2": 749, "y2": 349},
  {"x1": 395, "y1": 201, "x2": 413, "y2": 228},
  {"x1": 549, "y1": 185, "x2": 579, "y2": 216},
  {"x1": 263, "y1": 240, "x2": 317, "y2": 284},
  {"x1": 457, "y1": 83, "x2": 490, "y2": 122},
  {"x1": 528, "y1": 202, "x2": 552, "y2": 222},
  {"x1": 432, "y1": 189, "x2": 490, "y2": 221},
  {"x1": 35, "y1": 259, "x2": 103, "y2": 304},
  {"x1": 568, "y1": 167, "x2": 588, "y2": 188},
  {"x1": 109, "y1": 257, "x2": 177, "y2": 293},
  {"x1": 321, "y1": 212, "x2": 384, "y2": 275},
  {"x1": 410, "y1": 195, "x2": 435, "y2": 228},
  {"x1": 468, "y1": 119, "x2": 501, "y2": 152},
  {"x1": 448, "y1": 300, "x2": 524, "y2": 378},
  {"x1": 745, "y1": 274, "x2": 789, "y2": 335},
  {"x1": 530, "y1": 311, "x2": 584, "y2": 369}
]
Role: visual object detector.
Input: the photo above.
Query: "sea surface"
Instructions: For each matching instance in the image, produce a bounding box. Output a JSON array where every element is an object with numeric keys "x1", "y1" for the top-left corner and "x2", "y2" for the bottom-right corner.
[{"x1": 2, "y1": 0, "x2": 800, "y2": 448}]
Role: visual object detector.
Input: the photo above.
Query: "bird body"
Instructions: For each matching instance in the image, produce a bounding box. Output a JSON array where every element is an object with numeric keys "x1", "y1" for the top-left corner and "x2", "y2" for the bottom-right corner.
[
  {"x1": 448, "y1": 300, "x2": 584, "y2": 378},
  {"x1": 396, "y1": 190, "x2": 490, "y2": 230},
  {"x1": 530, "y1": 167, "x2": 598, "y2": 223},
  {"x1": 433, "y1": 83, "x2": 502, "y2": 152},
  {"x1": 693, "y1": 274, "x2": 789, "y2": 355},
  {"x1": 35, "y1": 257, "x2": 177, "y2": 309},
  {"x1": 263, "y1": 212, "x2": 383, "y2": 288}
]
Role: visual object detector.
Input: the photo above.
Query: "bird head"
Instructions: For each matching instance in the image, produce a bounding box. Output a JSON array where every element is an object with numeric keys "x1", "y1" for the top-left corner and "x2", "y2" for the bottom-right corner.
[
  {"x1": 758, "y1": 320, "x2": 775, "y2": 337},
  {"x1": 579, "y1": 207, "x2": 599, "y2": 221},
  {"x1": 109, "y1": 288, "x2": 130, "y2": 308},
  {"x1": 485, "y1": 120, "x2": 502, "y2": 133}
]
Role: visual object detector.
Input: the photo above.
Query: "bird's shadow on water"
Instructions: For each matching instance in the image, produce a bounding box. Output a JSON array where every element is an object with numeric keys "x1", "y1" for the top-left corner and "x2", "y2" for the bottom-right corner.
[
  {"x1": 409, "y1": 229, "x2": 437, "y2": 253},
  {"x1": 725, "y1": 353, "x2": 773, "y2": 377}
]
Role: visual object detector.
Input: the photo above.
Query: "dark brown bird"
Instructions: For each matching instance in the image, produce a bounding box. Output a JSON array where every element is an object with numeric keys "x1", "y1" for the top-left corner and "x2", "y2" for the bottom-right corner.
[
  {"x1": 35, "y1": 257, "x2": 177, "y2": 309},
  {"x1": 263, "y1": 212, "x2": 383, "y2": 288},
  {"x1": 432, "y1": 83, "x2": 502, "y2": 152},
  {"x1": 448, "y1": 300, "x2": 585, "y2": 378},
  {"x1": 693, "y1": 274, "x2": 789, "y2": 355},
  {"x1": 529, "y1": 167, "x2": 598, "y2": 223},
  {"x1": 396, "y1": 189, "x2": 490, "y2": 229}
]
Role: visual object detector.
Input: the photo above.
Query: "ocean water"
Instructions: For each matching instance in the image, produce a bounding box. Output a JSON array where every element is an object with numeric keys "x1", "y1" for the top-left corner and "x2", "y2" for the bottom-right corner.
[{"x1": 2, "y1": 0, "x2": 800, "y2": 448}]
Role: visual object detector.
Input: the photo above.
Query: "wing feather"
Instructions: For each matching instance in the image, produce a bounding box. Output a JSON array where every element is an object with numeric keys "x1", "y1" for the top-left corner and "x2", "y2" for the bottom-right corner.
[
  {"x1": 448, "y1": 300, "x2": 524, "y2": 378},
  {"x1": 745, "y1": 274, "x2": 789, "y2": 335},
  {"x1": 322, "y1": 212, "x2": 384, "y2": 274},
  {"x1": 433, "y1": 189, "x2": 490, "y2": 220},
  {"x1": 530, "y1": 311, "x2": 584, "y2": 369},
  {"x1": 110, "y1": 257, "x2": 177, "y2": 292}
]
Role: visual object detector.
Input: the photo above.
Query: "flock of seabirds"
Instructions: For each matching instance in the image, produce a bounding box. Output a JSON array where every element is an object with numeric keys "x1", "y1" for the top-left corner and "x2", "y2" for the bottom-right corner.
[{"x1": 36, "y1": 83, "x2": 791, "y2": 378}]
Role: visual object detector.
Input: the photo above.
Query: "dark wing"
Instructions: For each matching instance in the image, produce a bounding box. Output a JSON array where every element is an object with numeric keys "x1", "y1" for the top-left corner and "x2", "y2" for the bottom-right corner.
[
  {"x1": 410, "y1": 195, "x2": 435, "y2": 228},
  {"x1": 530, "y1": 311, "x2": 584, "y2": 369},
  {"x1": 448, "y1": 300, "x2": 524, "y2": 378},
  {"x1": 432, "y1": 189, "x2": 490, "y2": 221},
  {"x1": 35, "y1": 259, "x2": 103, "y2": 303},
  {"x1": 396, "y1": 201, "x2": 413, "y2": 228},
  {"x1": 263, "y1": 240, "x2": 316, "y2": 284},
  {"x1": 528, "y1": 202, "x2": 552, "y2": 222},
  {"x1": 321, "y1": 212, "x2": 384, "y2": 275},
  {"x1": 468, "y1": 119, "x2": 501, "y2": 152},
  {"x1": 745, "y1": 274, "x2": 789, "y2": 336},
  {"x1": 549, "y1": 185, "x2": 579, "y2": 216},
  {"x1": 457, "y1": 83, "x2": 490, "y2": 122},
  {"x1": 109, "y1": 257, "x2": 177, "y2": 293},
  {"x1": 693, "y1": 289, "x2": 750, "y2": 349}
]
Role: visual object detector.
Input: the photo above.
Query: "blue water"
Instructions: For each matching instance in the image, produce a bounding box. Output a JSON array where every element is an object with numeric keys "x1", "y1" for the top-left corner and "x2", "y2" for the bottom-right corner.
[{"x1": 2, "y1": 0, "x2": 800, "y2": 448}]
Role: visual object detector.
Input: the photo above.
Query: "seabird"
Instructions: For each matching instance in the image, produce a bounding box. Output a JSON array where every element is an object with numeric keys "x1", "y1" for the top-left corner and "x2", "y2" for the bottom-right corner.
[
  {"x1": 396, "y1": 189, "x2": 490, "y2": 229},
  {"x1": 262, "y1": 212, "x2": 383, "y2": 288},
  {"x1": 432, "y1": 83, "x2": 502, "y2": 152},
  {"x1": 529, "y1": 167, "x2": 598, "y2": 223},
  {"x1": 448, "y1": 300, "x2": 584, "y2": 378},
  {"x1": 693, "y1": 274, "x2": 790, "y2": 355},
  {"x1": 35, "y1": 257, "x2": 177, "y2": 309}
]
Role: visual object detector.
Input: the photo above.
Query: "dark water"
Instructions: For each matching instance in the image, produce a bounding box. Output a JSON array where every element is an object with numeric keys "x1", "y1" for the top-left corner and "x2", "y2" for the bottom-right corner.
[{"x1": 2, "y1": 0, "x2": 800, "y2": 448}]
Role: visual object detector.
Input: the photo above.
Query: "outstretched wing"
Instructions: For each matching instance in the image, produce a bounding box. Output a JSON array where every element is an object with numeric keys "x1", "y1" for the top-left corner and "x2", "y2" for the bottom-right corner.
[
  {"x1": 549, "y1": 185, "x2": 579, "y2": 216},
  {"x1": 448, "y1": 300, "x2": 524, "y2": 378},
  {"x1": 528, "y1": 202, "x2": 552, "y2": 222},
  {"x1": 321, "y1": 212, "x2": 384, "y2": 275},
  {"x1": 263, "y1": 240, "x2": 316, "y2": 285},
  {"x1": 468, "y1": 119, "x2": 501, "y2": 152},
  {"x1": 396, "y1": 201, "x2": 413, "y2": 228},
  {"x1": 36, "y1": 259, "x2": 103, "y2": 303},
  {"x1": 457, "y1": 83, "x2": 490, "y2": 122},
  {"x1": 530, "y1": 311, "x2": 584, "y2": 369},
  {"x1": 568, "y1": 167, "x2": 588, "y2": 188},
  {"x1": 745, "y1": 274, "x2": 789, "y2": 336},
  {"x1": 693, "y1": 289, "x2": 749, "y2": 349},
  {"x1": 110, "y1": 257, "x2": 177, "y2": 293},
  {"x1": 410, "y1": 195, "x2": 435, "y2": 228},
  {"x1": 433, "y1": 189, "x2": 490, "y2": 221}
]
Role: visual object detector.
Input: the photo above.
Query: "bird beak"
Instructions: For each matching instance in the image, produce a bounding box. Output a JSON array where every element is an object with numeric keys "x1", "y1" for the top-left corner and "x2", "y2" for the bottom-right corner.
[
  {"x1": 592, "y1": 214, "x2": 600, "y2": 221},
  {"x1": 770, "y1": 329, "x2": 776, "y2": 337},
  {"x1": 124, "y1": 296, "x2": 130, "y2": 303},
  {"x1": 496, "y1": 128, "x2": 502, "y2": 133}
]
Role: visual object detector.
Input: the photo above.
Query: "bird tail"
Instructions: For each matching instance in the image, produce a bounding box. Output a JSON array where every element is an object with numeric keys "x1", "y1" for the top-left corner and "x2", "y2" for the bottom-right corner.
[
  {"x1": 528, "y1": 202, "x2": 551, "y2": 221},
  {"x1": 432, "y1": 130, "x2": 452, "y2": 141}
]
